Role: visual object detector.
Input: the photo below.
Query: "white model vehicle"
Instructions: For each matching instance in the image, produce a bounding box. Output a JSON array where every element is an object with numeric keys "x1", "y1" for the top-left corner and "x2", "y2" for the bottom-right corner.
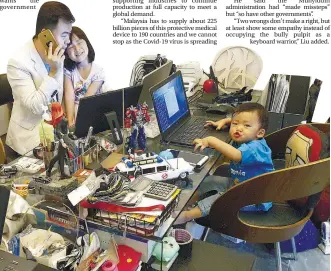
[{"x1": 115, "y1": 153, "x2": 194, "y2": 181}]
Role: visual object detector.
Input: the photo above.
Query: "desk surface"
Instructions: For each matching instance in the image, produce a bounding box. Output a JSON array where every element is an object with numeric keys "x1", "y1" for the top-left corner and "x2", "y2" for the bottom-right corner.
[{"x1": 3, "y1": 110, "x2": 229, "y2": 242}]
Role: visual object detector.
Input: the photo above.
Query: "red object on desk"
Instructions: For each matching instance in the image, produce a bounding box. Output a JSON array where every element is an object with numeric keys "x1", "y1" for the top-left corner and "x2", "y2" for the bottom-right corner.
[
  {"x1": 101, "y1": 260, "x2": 118, "y2": 271},
  {"x1": 203, "y1": 79, "x2": 217, "y2": 93},
  {"x1": 80, "y1": 200, "x2": 165, "y2": 213},
  {"x1": 117, "y1": 245, "x2": 142, "y2": 271}
]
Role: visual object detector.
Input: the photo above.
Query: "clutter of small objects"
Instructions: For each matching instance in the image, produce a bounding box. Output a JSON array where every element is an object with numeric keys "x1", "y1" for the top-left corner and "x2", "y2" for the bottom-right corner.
[
  {"x1": 2, "y1": 51, "x2": 329, "y2": 270},
  {"x1": 0, "y1": 101, "x2": 199, "y2": 270}
]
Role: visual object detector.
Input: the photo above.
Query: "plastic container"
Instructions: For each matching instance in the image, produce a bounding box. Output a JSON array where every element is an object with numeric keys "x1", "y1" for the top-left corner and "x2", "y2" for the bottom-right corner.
[
  {"x1": 169, "y1": 228, "x2": 193, "y2": 259},
  {"x1": 101, "y1": 261, "x2": 118, "y2": 271},
  {"x1": 12, "y1": 176, "x2": 34, "y2": 198}
]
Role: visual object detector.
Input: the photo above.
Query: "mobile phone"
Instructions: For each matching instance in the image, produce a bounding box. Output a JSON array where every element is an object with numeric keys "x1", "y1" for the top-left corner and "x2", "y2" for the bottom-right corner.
[
  {"x1": 38, "y1": 29, "x2": 59, "y2": 53},
  {"x1": 177, "y1": 150, "x2": 209, "y2": 169}
]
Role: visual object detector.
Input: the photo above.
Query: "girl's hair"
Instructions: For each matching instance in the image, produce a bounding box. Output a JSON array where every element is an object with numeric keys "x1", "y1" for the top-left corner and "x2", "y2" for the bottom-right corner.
[{"x1": 64, "y1": 26, "x2": 95, "y2": 71}]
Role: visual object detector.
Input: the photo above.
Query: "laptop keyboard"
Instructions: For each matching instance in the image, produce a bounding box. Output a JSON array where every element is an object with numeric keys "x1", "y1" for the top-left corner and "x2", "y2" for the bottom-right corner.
[{"x1": 171, "y1": 118, "x2": 209, "y2": 145}]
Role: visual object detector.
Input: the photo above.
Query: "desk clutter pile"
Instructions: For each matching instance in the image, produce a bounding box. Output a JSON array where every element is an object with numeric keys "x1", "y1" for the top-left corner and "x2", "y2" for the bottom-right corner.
[
  {"x1": 0, "y1": 145, "x2": 187, "y2": 270},
  {"x1": 3, "y1": 197, "x2": 143, "y2": 271},
  {"x1": 73, "y1": 167, "x2": 181, "y2": 237}
]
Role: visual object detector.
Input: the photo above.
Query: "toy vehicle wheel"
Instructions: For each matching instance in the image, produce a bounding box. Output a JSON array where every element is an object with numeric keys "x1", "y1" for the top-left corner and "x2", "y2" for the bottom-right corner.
[
  {"x1": 175, "y1": 178, "x2": 188, "y2": 188},
  {"x1": 179, "y1": 172, "x2": 188, "y2": 179}
]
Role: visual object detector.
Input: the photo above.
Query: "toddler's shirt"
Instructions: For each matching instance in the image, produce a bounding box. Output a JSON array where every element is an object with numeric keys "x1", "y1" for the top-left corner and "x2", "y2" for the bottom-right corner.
[
  {"x1": 230, "y1": 138, "x2": 274, "y2": 184},
  {"x1": 230, "y1": 138, "x2": 274, "y2": 211}
]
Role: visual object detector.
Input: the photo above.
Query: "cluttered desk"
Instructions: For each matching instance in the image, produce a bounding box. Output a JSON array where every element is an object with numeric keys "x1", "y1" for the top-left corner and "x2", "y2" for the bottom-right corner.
[{"x1": 0, "y1": 67, "x2": 230, "y2": 271}]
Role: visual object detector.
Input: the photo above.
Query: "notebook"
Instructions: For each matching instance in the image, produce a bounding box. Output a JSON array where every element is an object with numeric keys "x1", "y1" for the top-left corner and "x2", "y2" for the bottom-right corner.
[{"x1": 150, "y1": 71, "x2": 226, "y2": 146}]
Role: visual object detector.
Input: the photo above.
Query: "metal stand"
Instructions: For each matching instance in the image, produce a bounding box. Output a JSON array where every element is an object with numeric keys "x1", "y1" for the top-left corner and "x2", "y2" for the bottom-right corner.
[
  {"x1": 275, "y1": 242, "x2": 282, "y2": 271},
  {"x1": 290, "y1": 237, "x2": 298, "y2": 261},
  {"x1": 279, "y1": 237, "x2": 298, "y2": 261},
  {"x1": 104, "y1": 111, "x2": 123, "y2": 145}
]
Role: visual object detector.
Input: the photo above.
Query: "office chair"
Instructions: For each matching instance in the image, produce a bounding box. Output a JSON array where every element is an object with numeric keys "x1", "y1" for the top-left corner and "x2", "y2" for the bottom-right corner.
[
  {"x1": 196, "y1": 123, "x2": 330, "y2": 271},
  {"x1": 0, "y1": 74, "x2": 13, "y2": 106}
]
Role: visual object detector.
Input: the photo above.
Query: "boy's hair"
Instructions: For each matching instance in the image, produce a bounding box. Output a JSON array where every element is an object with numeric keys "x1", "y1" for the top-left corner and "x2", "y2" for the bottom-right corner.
[
  {"x1": 34, "y1": 1, "x2": 75, "y2": 39},
  {"x1": 64, "y1": 27, "x2": 95, "y2": 71},
  {"x1": 233, "y1": 102, "x2": 269, "y2": 130}
]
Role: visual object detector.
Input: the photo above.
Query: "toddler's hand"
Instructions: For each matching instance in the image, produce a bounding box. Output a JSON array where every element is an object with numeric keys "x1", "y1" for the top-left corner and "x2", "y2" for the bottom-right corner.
[
  {"x1": 205, "y1": 119, "x2": 226, "y2": 130},
  {"x1": 173, "y1": 211, "x2": 190, "y2": 225},
  {"x1": 193, "y1": 137, "x2": 209, "y2": 152}
]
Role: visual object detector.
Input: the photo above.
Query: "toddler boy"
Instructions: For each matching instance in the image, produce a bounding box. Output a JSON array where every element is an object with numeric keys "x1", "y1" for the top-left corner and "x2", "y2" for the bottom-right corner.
[{"x1": 174, "y1": 103, "x2": 274, "y2": 224}]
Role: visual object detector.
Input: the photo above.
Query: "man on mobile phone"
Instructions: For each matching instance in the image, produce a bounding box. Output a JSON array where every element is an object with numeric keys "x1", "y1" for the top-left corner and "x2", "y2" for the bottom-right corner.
[{"x1": 6, "y1": 1, "x2": 75, "y2": 155}]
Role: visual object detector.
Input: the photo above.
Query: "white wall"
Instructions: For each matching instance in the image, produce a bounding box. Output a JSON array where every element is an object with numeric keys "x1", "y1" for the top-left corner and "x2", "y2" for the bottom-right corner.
[{"x1": 0, "y1": 0, "x2": 330, "y2": 122}]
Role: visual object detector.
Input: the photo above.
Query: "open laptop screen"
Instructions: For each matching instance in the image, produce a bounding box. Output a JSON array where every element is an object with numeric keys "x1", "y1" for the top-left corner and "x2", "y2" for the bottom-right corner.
[{"x1": 151, "y1": 72, "x2": 189, "y2": 134}]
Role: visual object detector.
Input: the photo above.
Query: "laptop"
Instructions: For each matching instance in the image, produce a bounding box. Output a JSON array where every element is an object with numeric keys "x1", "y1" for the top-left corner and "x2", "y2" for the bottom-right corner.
[
  {"x1": 0, "y1": 186, "x2": 56, "y2": 270},
  {"x1": 150, "y1": 71, "x2": 226, "y2": 146},
  {"x1": 138, "y1": 60, "x2": 173, "y2": 109}
]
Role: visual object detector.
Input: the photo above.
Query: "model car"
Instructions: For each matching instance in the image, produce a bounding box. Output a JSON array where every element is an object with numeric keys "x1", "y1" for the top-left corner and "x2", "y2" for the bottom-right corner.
[
  {"x1": 115, "y1": 152, "x2": 194, "y2": 182},
  {"x1": 0, "y1": 165, "x2": 18, "y2": 177},
  {"x1": 32, "y1": 176, "x2": 52, "y2": 184}
]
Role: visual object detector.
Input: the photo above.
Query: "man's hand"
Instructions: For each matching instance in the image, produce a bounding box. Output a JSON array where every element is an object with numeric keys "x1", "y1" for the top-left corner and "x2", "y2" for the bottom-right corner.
[
  {"x1": 204, "y1": 117, "x2": 231, "y2": 130},
  {"x1": 45, "y1": 42, "x2": 65, "y2": 78},
  {"x1": 193, "y1": 137, "x2": 209, "y2": 152}
]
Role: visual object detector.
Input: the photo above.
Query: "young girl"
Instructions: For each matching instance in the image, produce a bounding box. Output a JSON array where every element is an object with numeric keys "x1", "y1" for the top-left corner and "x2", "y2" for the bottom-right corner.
[{"x1": 64, "y1": 26, "x2": 105, "y2": 128}]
